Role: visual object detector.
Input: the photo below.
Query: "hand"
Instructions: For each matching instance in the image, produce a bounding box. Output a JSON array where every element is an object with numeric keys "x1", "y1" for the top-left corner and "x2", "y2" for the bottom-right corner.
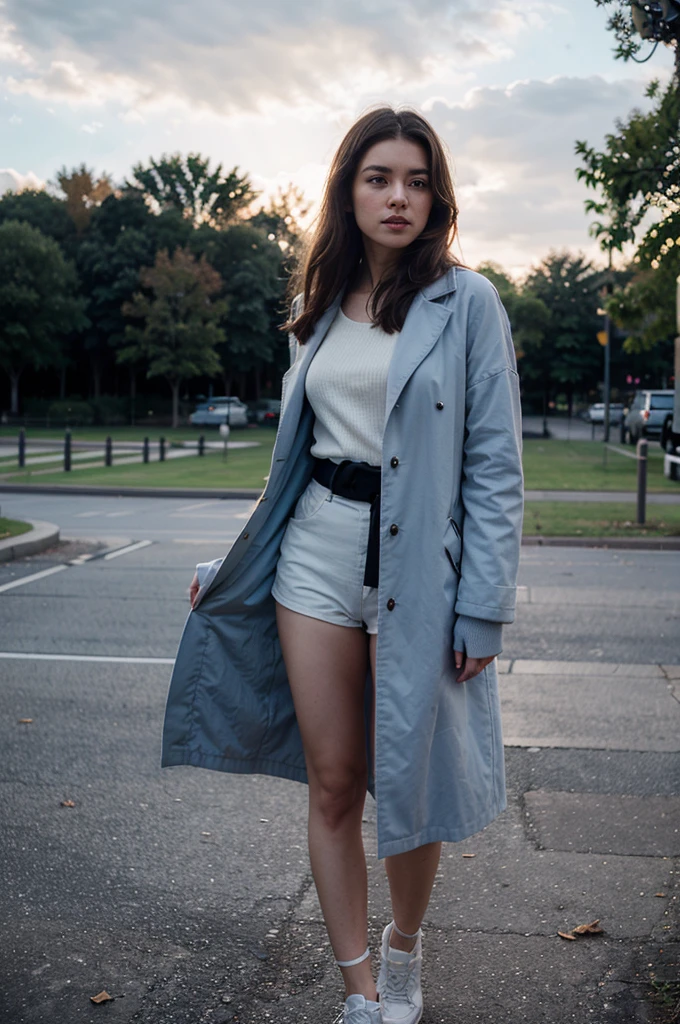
[
  {"x1": 454, "y1": 651, "x2": 495, "y2": 683},
  {"x1": 188, "y1": 572, "x2": 200, "y2": 609}
]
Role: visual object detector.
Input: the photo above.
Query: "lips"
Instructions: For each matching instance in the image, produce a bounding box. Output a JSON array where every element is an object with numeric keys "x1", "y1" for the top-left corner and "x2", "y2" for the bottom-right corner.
[{"x1": 383, "y1": 217, "x2": 410, "y2": 225}]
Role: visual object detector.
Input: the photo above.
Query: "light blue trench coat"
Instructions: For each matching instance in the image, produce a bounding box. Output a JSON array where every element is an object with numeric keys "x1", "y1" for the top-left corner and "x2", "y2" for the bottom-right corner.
[{"x1": 161, "y1": 266, "x2": 524, "y2": 858}]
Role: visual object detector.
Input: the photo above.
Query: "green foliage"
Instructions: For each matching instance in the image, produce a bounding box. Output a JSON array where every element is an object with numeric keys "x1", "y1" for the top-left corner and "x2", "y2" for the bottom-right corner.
[
  {"x1": 594, "y1": 0, "x2": 680, "y2": 61},
  {"x1": 47, "y1": 399, "x2": 95, "y2": 425},
  {"x1": 200, "y1": 223, "x2": 287, "y2": 381},
  {"x1": 511, "y1": 251, "x2": 605, "y2": 415},
  {"x1": 120, "y1": 247, "x2": 225, "y2": 426},
  {"x1": 0, "y1": 220, "x2": 88, "y2": 413},
  {"x1": 476, "y1": 262, "x2": 551, "y2": 363},
  {"x1": 249, "y1": 184, "x2": 309, "y2": 269},
  {"x1": 575, "y1": 77, "x2": 680, "y2": 253},
  {"x1": 0, "y1": 189, "x2": 76, "y2": 254},
  {"x1": 126, "y1": 153, "x2": 257, "y2": 227}
]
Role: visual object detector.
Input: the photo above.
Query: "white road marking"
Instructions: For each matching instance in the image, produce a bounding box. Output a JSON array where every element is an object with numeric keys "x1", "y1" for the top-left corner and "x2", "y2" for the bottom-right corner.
[
  {"x1": 74, "y1": 511, "x2": 103, "y2": 518},
  {"x1": 172, "y1": 537, "x2": 237, "y2": 544},
  {"x1": 174, "y1": 501, "x2": 220, "y2": 512},
  {"x1": 105, "y1": 511, "x2": 135, "y2": 518},
  {"x1": 103, "y1": 539, "x2": 153, "y2": 560},
  {"x1": 0, "y1": 651, "x2": 174, "y2": 665},
  {"x1": 0, "y1": 565, "x2": 69, "y2": 593}
]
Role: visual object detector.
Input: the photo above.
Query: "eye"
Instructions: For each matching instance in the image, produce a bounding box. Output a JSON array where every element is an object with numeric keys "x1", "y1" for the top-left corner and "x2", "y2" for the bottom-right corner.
[
  {"x1": 367, "y1": 175, "x2": 387, "y2": 185},
  {"x1": 410, "y1": 179, "x2": 429, "y2": 189}
]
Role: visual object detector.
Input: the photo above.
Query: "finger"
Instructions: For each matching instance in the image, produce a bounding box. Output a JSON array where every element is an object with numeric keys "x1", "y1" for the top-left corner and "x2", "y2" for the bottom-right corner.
[{"x1": 454, "y1": 649, "x2": 463, "y2": 670}]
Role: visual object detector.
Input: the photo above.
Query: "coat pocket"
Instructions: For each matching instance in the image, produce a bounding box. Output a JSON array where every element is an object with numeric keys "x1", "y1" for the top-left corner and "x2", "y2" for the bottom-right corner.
[{"x1": 443, "y1": 516, "x2": 462, "y2": 575}]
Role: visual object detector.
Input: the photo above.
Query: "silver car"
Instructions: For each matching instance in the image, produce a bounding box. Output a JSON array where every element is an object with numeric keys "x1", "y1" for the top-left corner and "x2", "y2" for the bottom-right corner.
[
  {"x1": 189, "y1": 397, "x2": 249, "y2": 428},
  {"x1": 623, "y1": 389, "x2": 675, "y2": 444}
]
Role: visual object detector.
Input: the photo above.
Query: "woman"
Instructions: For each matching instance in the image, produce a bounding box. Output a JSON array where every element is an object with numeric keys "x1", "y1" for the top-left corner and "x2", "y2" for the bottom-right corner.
[{"x1": 162, "y1": 106, "x2": 523, "y2": 1024}]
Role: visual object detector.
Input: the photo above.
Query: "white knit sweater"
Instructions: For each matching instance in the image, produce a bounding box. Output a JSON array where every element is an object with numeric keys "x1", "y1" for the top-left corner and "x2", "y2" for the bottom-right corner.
[{"x1": 305, "y1": 307, "x2": 398, "y2": 467}]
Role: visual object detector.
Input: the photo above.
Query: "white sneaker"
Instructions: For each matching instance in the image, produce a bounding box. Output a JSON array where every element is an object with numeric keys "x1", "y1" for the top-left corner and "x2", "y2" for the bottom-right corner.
[
  {"x1": 376, "y1": 923, "x2": 423, "y2": 1024},
  {"x1": 336, "y1": 994, "x2": 383, "y2": 1023}
]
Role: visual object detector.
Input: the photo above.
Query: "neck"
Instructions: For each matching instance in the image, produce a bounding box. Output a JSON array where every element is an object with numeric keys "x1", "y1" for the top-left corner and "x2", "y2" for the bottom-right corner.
[{"x1": 359, "y1": 238, "x2": 401, "y2": 293}]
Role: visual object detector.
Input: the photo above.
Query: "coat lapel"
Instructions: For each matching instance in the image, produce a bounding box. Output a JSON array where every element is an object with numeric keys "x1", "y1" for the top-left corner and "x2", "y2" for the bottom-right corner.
[{"x1": 384, "y1": 269, "x2": 457, "y2": 421}]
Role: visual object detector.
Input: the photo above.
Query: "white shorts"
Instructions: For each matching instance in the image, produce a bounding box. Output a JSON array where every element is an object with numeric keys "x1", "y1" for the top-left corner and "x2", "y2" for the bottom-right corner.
[{"x1": 272, "y1": 478, "x2": 379, "y2": 634}]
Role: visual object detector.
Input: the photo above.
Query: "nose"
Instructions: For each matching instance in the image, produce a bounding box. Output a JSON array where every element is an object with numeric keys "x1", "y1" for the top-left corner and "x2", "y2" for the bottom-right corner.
[{"x1": 388, "y1": 182, "x2": 408, "y2": 208}]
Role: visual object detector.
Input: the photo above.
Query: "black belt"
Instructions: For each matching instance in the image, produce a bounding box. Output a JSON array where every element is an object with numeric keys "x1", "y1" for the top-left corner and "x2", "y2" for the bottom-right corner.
[{"x1": 312, "y1": 458, "x2": 381, "y2": 588}]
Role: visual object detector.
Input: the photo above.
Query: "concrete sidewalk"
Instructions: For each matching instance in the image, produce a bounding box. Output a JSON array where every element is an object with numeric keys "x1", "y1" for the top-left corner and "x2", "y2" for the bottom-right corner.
[{"x1": 234, "y1": 659, "x2": 680, "y2": 1024}]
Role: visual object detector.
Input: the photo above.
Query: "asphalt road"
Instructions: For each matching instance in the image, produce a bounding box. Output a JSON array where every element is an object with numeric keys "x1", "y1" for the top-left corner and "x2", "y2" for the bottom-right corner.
[
  {"x1": 1, "y1": 492, "x2": 679, "y2": 664},
  {"x1": 1, "y1": 495, "x2": 679, "y2": 1024}
]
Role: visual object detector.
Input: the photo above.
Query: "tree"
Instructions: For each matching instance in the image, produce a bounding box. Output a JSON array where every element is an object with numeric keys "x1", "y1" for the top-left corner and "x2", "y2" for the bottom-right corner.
[
  {"x1": 120, "y1": 247, "x2": 225, "y2": 427},
  {"x1": 0, "y1": 220, "x2": 87, "y2": 414},
  {"x1": 476, "y1": 262, "x2": 551, "y2": 429},
  {"x1": 522, "y1": 251, "x2": 604, "y2": 418},
  {"x1": 576, "y1": 4, "x2": 679, "y2": 355},
  {"x1": 200, "y1": 224, "x2": 287, "y2": 396},
  {"x1": 126, "y1": 154, "x2": 257, "y2": 228},
  {"x1": 53, "y1": 164, "x2": 114, "y2": 236},
  {"x1": 0, "y1": 189, "x2": 76, "y2": 254},
  {"x1": 249, "y1": 184, "x2": 310, "y2": 270}
]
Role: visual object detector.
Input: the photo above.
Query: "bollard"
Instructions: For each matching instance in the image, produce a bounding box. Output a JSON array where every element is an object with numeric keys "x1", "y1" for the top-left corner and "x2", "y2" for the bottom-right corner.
[
  {"x1": 105, "y1": 436, "x2": 113, "y2": 467},
  {"x1": 159, "y1": 436, "x2": 166, "y2": 462},
  {"x1": 143, "y1": 436, "x2": 150, "y2": 463},
  {"x1": 64, "y1": 429, "x2": 71, "y2": 472},
  {"x1": 18, "y1": 427, "x2": 25, "y2": 469},
  {"x1": 636, "y1": 438, "x2": 648, "y2": 525},
  {"x1": 198, "y1": 434, "x2": 205, "y2": 457}
]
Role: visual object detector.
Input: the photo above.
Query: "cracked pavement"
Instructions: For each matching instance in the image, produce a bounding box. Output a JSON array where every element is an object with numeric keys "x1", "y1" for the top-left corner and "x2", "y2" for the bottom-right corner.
[{"x1": 0, "y1": 514, "x2": 678, "y2": 1023}]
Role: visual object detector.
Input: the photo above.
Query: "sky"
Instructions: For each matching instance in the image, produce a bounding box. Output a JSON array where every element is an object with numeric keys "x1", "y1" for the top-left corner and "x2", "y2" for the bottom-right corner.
[{"x1": 0, "y1": 0, "x2": 676, "y2": 276}]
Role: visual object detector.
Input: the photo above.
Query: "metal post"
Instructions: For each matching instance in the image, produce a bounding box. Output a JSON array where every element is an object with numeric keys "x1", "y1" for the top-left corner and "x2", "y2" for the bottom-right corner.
[
  {"x1": 636, "y1": 438, "x2": 648, "y2": 525},
  {"x1": 18, "y1": 428, "x2": 25, "y2": 469},
  {"x1": 143, "y1": 437, "x2": 150, "y2": 464},
  {"x1": 105, "y1": 436, "x2": 113, "y2": 467},
  {"x1": 159, "y1": 436, "x2": 166, "y2": 462},
  {"x1": 64, "y1": 429, "x2": 71, "y2": 472},
  {"x1": 198, "y1": 434, "x2": 205, "y2": 457},
  {"x1": 603, "y1": 251, "x2": 613, "y2": 443}
]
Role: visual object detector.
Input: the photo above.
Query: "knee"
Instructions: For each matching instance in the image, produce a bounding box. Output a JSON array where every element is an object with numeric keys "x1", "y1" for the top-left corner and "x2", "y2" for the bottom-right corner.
[{"x1": 310, "y1": 764, "x2": 367, "y2": 830}]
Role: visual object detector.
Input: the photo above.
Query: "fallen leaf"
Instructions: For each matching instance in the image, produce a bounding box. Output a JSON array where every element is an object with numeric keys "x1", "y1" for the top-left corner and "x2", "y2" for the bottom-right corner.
[
  {"x1": 60, "y1": 800, "x2": 75, "y2": 808},
  {"x1": 558, "y1": 931, "x2": 577, "y2": 940},
  {"x1": 572, "y1": 920, "x2": 603, "y2": 935},
  {"x1": 18, "y1": 718, "x2": 33, "y2": 724},
  {"x1": 90, "y1": 991, "x2": 113, "y2": 1004},
  {"x1": 462, "y1": 853, "x2": 476, "y2": 859},
  {"x1": 655, "y1": 892, "x2": 666, "y2": 898}
]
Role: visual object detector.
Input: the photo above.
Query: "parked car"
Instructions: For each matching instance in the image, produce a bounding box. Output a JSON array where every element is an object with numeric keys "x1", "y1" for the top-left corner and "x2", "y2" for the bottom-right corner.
[
  {"x1": 622, "y1": 389, "x2": 675, "y2": 445},
  {"x1": 247, "y1": 399, "x2": 281, "y2": 426},
  {"x1": 189, "y1": 397, "x2": 248, "y2": 428},
  {"x1": 586, "y1": 402, "x2": 624, "y2": 425}
]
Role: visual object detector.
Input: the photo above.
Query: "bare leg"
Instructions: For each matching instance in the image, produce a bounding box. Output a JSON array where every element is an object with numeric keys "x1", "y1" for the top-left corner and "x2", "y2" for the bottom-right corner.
[
  {"x1": 369, "y1": 634, "x2": 442, "y2": 953},
  {"x1": 276, "y1": 604, "x2": 377, "y2": 1001}
]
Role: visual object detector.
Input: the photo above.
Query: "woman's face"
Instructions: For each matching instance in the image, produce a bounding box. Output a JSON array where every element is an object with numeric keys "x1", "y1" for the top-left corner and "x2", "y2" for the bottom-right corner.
[{"x1": 350, "y1": 137, "x2": 433, "y2": 256}]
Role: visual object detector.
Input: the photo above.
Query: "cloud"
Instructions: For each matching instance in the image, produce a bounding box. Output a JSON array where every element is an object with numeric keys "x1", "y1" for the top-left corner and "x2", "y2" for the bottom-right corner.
[
  {"x1": 0, "y1": 167, "x2": 44, "y2": 194},
  {"x1": 1, "y1": 0, "x2": 549, "y2": 114},
  {"x1": 424, "y1": 75, "x2": 660, "y2": 272}
]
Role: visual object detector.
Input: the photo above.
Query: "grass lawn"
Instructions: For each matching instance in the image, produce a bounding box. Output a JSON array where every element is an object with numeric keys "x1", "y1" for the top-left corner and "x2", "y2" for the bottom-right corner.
[
  {"x1": 0, "y1": 517, "x2": 32, "y2": 541},
  {"x1": 522, "y1": 439, "x2": 676, "y2": 493},
  {"x1": 0, "y1": 445, "x2": 275, "y2": 490},
  {"x1": 524, "y1": 501, "x2": 680, "y2": 538}
]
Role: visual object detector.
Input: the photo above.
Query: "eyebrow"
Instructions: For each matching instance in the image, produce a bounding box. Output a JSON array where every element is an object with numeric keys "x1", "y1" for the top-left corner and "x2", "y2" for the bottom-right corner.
[{"x1": 361, "y1": 164, "x2": 430, "y2": 176}]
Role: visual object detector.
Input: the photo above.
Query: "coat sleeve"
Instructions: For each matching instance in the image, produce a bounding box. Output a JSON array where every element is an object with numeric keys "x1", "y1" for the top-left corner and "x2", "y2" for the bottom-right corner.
[{"x1": 454, "y1": 279, "x2": 524, "y2": 624}]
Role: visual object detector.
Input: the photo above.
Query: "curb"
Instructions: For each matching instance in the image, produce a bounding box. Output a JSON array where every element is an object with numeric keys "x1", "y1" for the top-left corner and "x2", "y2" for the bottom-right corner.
[
  {"x1": 0, "y1": 483, "x2": 261, "y2": 500},
  {"x1": 522, "y1": 534, "x2": 680, "y2": 550},
  {"x1": 0, "y1": 519, "x2": 60, "y2": 563}
]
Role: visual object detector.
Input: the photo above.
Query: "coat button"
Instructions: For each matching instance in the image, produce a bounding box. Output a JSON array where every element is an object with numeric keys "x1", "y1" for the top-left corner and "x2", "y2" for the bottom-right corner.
[
  {"x1": 243, "y1": 533, "x2": 249, "y2": 539},
  {"x1": 386, "y1": 598, "x2": 396, "y2": 611},
  {"x1": 390, "y1": 456, "x2": 399, "y2": 468},
  {"x1": 389, "y1": 523, "x2": 399, "y2": 535},
  {"x1": 436, "y1": 401, "x2": 444, "y2": 410}
]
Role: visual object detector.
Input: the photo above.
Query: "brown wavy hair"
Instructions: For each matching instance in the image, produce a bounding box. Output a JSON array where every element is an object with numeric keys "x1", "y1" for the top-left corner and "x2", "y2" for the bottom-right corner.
[{"x1": 285, "y1": 106, "x2": 460, "y2": 343}]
